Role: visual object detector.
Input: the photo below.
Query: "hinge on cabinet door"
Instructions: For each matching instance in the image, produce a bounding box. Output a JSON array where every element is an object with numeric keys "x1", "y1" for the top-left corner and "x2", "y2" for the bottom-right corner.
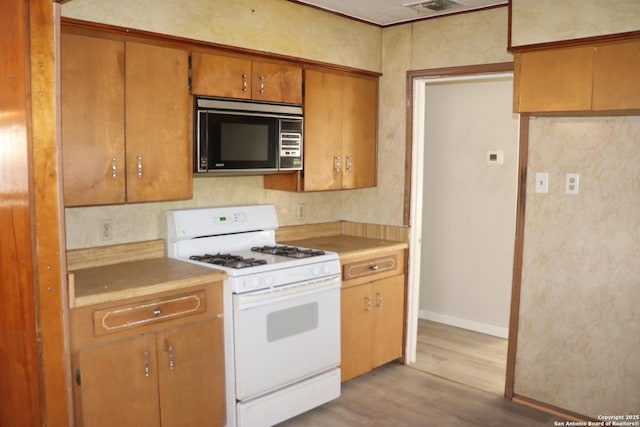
[{"x1": 75, "y1": 369, "x2": 81, "y2": 386}]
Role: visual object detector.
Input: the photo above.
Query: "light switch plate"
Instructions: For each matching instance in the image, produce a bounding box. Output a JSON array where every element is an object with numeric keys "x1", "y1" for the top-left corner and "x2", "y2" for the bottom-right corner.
[{"x1": 535, "y1": 172, "x2": 549, "y2": 194}]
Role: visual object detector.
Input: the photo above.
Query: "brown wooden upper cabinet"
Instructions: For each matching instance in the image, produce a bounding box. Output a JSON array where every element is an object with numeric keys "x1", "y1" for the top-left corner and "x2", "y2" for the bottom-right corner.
[
  {"x1": 61, "y1": 33, "x2": 192, "y2": 207},
  {"x1": 190, "y1": 52, "x2": 303, "y2": 104},
  {"x1": 592, "y1": 39, "x2": 640, "y2": 111},
  {"x1": 514, "y1": 37, "x2": 640, "y2": 114},
  {"x1": 264, "y1": 68, "x2": 378, "y2": 192},
  {"x1": 61, "y1": 33, "x2": 126, "y2": 206}
]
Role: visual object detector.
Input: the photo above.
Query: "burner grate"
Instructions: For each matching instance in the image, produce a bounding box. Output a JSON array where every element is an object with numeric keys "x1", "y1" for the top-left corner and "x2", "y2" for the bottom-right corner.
[
  {"x1": 251, "y1": 245, "x2": 325, "y2": 258},
  {"x1": 189, "y1": 253, "x2": 268, "y2": 269}
]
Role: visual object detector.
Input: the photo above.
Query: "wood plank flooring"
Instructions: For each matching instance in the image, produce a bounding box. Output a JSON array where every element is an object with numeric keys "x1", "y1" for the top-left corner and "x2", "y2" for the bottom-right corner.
[
  {"x1": 279, "y1": 363, "x2": 553, "y2": 426},
  {"x1": 412, "y1": 319, "x2": 508, "y2": 395},
  {"x1": 280, "y1": 321, "x2": 552, "y2": 426}
]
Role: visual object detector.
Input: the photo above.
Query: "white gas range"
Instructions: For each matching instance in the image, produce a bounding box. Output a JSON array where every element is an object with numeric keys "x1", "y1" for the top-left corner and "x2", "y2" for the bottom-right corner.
[{"x1": 166, "y1": 204, "x2": 341, "y2": 427}]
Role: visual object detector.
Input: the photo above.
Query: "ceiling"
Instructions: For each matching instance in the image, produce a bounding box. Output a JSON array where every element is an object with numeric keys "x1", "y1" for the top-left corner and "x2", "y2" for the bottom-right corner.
[{"x1": 291, "y1": 0, "x2": 508, "y2": 26}]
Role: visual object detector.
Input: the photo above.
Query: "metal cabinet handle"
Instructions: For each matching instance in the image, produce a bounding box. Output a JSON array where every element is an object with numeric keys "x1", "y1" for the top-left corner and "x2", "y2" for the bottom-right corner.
[
  {"x1": 259, "y1": 75, "x2": 265, "y2": 94},
  {"x1": 370, "y1": 264, "x2": 379, "y2": 271},
  {"x1": 152, "y1": 308, "x2": 161, "y2": 316},
  {"x1": 346, "y1": 155, "x2": 353, "y2": 172},
  {"x1": 242, "y1": 73, "x2": 248, "y2": 92},
  {"x1": 136, "y1": 155, "x2": 143, "y2": 178},
  {"x1": 334, "y1": 155, "x2": 341, "y2": 172},
  {"x1": 144, "y1": 351, "x2": 150, "y2": 377},
  {"x1": 376, "y1": 290, "x2": 383, "y2": 308},
  {"x1": 365, "y1": 295, "x2": 371, "y2": 312},
  {"x1": 111, "y1": 157, "x2": 117, "y2": 180},
  {"x1": 168, "y1": 344, "x2": 175, "y2": 370}
]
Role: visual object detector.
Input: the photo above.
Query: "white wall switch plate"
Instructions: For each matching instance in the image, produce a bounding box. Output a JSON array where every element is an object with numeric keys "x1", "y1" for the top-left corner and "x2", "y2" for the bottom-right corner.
[{"x1": 535, "y1": 172, "x2": 549, "y2": 194}]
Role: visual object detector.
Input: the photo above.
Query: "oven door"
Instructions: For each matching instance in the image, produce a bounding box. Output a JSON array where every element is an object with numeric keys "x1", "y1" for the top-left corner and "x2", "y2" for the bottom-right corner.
[{"x1": 233, "y1": 275, "x2": 340, "y2": 401}]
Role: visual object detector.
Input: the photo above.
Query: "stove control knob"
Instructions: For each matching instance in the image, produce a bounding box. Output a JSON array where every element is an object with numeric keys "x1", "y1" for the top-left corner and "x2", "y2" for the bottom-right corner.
[{"x1": 312, "y1": 266, "x2": 321, "y2": 276}]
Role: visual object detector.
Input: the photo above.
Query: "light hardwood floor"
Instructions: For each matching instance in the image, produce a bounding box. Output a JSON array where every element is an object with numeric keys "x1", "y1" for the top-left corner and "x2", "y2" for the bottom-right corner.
[
  {"x1": 412, "y1": 319, "x2": 508, "y2": 395},
  {"x1": 279, "y1": 363, "x2": 552, "y2": 427},
  {"x1": 280, "y1": 321, "x2": 552, "y2": 426}
]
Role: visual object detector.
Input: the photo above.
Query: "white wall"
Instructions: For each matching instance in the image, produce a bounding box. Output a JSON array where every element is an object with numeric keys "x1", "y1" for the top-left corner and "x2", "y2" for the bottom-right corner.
[{"x1": 418, "y1": 76, "x2": 519, "y2": 337}]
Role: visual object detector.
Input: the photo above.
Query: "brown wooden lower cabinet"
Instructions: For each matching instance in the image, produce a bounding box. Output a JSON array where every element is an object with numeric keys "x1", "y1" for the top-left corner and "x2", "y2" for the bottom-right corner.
[
  {"x1": 340, "y1": 274, "x2": 405, "y2": 382},
  {"x1": 74, "y1": 334, "x2": 161, "y2": 426},
  {"x1": 71, "y1": 286, "x2": 225, "y2": 427}
]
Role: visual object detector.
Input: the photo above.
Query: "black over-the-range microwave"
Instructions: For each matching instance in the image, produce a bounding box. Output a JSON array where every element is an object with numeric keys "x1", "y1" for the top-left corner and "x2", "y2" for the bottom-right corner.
[{"x1": 194, "y1": 96, "x2": 303, "y2": 175}]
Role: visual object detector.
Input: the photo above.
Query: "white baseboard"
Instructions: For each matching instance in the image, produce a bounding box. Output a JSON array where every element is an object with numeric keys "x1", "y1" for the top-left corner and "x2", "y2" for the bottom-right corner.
[{"x1": 418, "y1": 309, "x2": 509, "y2": 339}]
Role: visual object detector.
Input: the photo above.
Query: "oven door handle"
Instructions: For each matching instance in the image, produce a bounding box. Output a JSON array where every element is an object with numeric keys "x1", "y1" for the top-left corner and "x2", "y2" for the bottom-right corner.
[{"x1": 235, "y1": 275, "x2": 341, "y2": 310}]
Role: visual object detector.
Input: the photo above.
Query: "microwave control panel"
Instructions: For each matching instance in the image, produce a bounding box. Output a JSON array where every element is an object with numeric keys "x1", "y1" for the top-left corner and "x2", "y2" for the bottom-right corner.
[
  {"x1": 279, "y1": 119, "x2": 303, "y2": 170},
  {"x1": 280, "y1": 133, "x2": 302, "y2": 158}
]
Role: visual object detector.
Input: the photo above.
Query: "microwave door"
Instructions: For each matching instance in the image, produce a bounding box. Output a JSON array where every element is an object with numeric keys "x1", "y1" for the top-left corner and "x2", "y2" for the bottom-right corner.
[{"x1": 210, "y1": 114, "x2": 278, "y2": 171}]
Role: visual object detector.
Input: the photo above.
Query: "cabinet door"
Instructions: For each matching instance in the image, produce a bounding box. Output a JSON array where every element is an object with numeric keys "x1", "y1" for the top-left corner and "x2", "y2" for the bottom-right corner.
[
  {"x1": 61, "y1": 33, "x2": 126, "y2": 206},
  {"x1": 157, "y1": 318, "x2": 226, "y2": 427},
  {"x1": 341, "y1": 74, "x2": 377, "y2": 189},
  {"x1": 303, "y1": 69, "x2": 344, "y2": 191},
  {"x1": 514, "y1": 46, "x2": 593, "y2": 113},
  {"x1": 191, "y1": 52, "x2": 251, "y2": 99},
  {"x1": 371, "y1": 275, "x2": 405, "y2": 367},
  {"x1": 340, "y1": 283, "x2": 374, "y2": 382},
  {"x1": 592, "y1": 40, "x2": 640, "y2": 111},
  {"x1": 125, "y1": 42, "x2": 192, "y2": 203},
  {"x1": 252, "y1": 61, "x2": 302, "y2": 104},
  {"x1": 74, "y1": 334, "x2": 160, "y2": 427}
]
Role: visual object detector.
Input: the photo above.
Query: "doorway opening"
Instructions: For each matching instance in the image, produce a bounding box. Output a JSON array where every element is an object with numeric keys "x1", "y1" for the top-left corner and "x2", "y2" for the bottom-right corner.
[{"x1": 406, "y1": 70, "x2": 519, "y2": 395}]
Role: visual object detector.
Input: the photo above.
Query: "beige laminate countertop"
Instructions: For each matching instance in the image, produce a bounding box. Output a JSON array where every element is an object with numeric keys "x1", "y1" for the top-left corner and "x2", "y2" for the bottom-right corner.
[
  {"x1": 70, "y1": 257, "x2": 227, "y2": 308},
  {"x1": 283, "y1": 235, "x2": 408, "y2": 263}
]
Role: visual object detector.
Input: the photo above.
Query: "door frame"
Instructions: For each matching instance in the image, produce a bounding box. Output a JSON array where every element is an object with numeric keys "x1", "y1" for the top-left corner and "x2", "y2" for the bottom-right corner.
[{"x1": 404, "y1": 62, "x2": 524, "y2": 398}]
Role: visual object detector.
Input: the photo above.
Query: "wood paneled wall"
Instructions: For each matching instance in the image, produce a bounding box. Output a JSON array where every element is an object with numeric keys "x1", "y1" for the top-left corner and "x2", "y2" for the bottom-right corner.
[
  {"x1": 0, "y1": 0, "x2": 70, "y2": 425},
  {"x1": 0, "y1": 0, "x2": 42, "y2": 424}
]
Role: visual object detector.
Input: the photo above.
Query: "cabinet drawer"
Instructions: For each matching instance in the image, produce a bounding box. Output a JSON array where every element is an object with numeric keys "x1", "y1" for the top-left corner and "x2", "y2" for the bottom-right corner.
[
  {"x1": 343, "y1": 252, "x2": 402, "y2": 282},
  {"x1": 93, "y1": 290, "x2": 206, "y2": 336}
]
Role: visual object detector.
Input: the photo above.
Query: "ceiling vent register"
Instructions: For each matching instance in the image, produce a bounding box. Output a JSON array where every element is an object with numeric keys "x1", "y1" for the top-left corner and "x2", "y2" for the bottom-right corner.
[{"x1": 405, "y1": 0, "x2": 464, "y2": 12}]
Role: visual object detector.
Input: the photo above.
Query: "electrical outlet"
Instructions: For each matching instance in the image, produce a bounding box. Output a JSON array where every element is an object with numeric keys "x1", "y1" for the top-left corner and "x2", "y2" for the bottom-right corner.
[
  {"x1": 565, "y1": 173, "x2": 580, "y2": 195},
  {"x1": 100, "y1": 219, "x2": 113, "y2": 241},
  {"x1": 297, "y1": 203, "x2": 305, "y2": 219}
]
